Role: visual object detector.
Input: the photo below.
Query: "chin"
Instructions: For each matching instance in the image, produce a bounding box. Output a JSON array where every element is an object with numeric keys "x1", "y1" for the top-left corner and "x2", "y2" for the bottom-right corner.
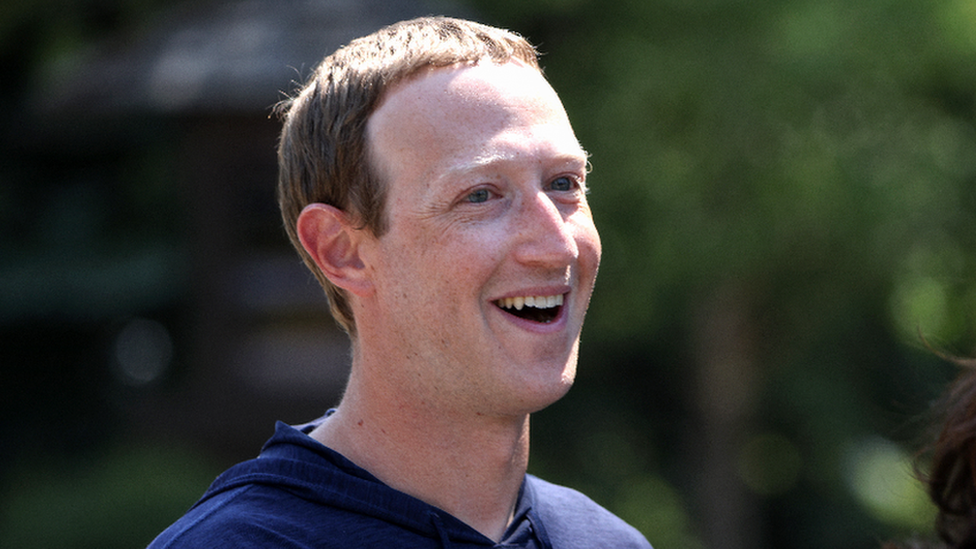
[{"x1": 517, "y1": 371, "x2": 576, "y2": 415}]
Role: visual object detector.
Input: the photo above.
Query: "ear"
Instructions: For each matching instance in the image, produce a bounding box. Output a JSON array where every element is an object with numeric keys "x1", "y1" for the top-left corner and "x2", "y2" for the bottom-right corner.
[{"x1": 296, "y1": 203, "x2": 374, "y2": 297}]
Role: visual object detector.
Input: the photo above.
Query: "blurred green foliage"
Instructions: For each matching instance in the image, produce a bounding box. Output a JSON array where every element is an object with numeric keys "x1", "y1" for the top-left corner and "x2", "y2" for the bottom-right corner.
[
  {"x1": 470, "y1": 0, "x2": 976, "y2": 547},
  {"x1": 1, "y1": 443, "x2": 221, "y2": 549},
  {"x1": 2, "y1": 0, "x2": 975, "y2": 548}
]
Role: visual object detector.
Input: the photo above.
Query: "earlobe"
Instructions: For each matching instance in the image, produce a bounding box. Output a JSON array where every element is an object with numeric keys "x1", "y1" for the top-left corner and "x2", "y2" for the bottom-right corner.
[{"x1": 296, "y1": 203, "x2": 373, "y2": 296}]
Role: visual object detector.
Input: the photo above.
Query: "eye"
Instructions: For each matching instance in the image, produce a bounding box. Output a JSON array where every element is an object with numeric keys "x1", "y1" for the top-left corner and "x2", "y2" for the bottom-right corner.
[
  {"x1": 548, "y1": 176, "x2": 583, "y2": 193},
  {"x1": 466, "y1": 188, "x2": 492, "y2": 203}
]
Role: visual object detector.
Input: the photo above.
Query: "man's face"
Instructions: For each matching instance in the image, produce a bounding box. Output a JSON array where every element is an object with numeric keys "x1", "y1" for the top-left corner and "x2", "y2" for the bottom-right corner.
[{"x1": 359, "y1": 60, "x2": 601, "y2": 418}]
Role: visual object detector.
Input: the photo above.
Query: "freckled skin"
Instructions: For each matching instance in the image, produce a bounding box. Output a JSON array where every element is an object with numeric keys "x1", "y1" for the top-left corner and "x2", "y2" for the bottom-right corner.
[
  {"x1": 306, "y1": 60, "x2": 601, "y2": 541},
  {"x1": 355, "y1": 60, "x2": 602, "y2": 419}
]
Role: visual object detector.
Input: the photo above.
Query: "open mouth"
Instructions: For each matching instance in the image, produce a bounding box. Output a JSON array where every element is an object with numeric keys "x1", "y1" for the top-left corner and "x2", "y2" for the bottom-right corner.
[{"x1": 495, "y1": 294, "x2": 564, "y2": 323}]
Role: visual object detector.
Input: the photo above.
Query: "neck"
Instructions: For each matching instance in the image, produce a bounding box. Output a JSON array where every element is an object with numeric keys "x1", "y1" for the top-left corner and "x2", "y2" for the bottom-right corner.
[{"x1": 310, "y1": 364, "x2": 531, "y2": 542}]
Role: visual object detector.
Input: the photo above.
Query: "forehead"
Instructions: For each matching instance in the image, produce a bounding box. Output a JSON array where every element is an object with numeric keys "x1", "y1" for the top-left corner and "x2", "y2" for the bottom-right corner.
[{"x1": 366, "y1": 61, "x2": 585, "y2": 189}]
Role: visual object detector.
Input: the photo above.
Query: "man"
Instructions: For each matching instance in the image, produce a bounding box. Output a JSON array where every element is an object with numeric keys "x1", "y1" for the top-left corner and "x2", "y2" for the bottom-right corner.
[{"x1": 149, "y1": 16, "x2": 652, "y2": 548}]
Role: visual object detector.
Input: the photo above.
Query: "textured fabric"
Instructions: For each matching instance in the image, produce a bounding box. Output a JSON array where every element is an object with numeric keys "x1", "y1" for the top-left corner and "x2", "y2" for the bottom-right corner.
[{"x1": 147, "y1": 418, "x2": 653, "y2": 549}]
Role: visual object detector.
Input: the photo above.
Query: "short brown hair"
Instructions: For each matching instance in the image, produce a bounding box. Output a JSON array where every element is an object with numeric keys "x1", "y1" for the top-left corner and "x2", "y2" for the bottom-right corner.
[{"x1": 276, "y1": 16, "x2": 539, "y2": 335}]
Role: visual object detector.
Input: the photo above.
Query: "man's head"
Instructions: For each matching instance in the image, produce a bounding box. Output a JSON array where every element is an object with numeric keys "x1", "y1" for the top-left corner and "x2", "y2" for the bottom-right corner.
[
  {"x1": 346, "y1": 59, "x2": 601, "y2": 415},
  {"x1": 277, "y1": 17, "x2": 540, "y2": 334}
]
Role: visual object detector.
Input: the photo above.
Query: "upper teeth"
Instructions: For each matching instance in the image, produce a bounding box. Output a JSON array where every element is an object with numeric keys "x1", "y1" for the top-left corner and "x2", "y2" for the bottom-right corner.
[{"x1": 497, "y1": 294, "x2": 564, "y2": 310}]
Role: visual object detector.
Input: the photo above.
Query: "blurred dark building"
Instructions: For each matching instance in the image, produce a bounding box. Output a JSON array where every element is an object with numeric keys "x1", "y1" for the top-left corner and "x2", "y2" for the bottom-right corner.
[{"x1": 8, "y1": 0, "x2": 469, "y2": 463}]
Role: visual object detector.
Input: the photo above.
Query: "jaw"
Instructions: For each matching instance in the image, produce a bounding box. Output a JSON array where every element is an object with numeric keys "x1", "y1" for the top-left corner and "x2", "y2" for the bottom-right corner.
[{"x1": 483, "y1": 296, "x2": 583, "y2": 399}]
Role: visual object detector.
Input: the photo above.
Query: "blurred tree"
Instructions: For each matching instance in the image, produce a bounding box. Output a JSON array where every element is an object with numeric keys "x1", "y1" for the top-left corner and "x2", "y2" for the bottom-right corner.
[
  {"x1": 469, "y1": 0, "x2": 976, "y2": 548},
  {"x1": 4, "y1": 1, "x2": 976, "y2": 548},
  {"x1": 1, "y1": 0, "x2": 189, "y2": 453},
  {"x1": 0, "y1": 1, "x2": 197, "y2": 543}
]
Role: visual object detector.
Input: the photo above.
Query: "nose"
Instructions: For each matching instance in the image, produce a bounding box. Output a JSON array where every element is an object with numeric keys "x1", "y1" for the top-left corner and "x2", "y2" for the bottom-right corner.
[{"x1": 511, "y1": 191, "x2": 579, "y2": 268}]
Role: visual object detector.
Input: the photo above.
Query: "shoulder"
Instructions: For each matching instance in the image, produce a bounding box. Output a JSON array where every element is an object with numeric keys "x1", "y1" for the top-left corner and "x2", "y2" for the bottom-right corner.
[
  {"x1": 147, "y1": 483, "x2": 347, "y2": 549},
  {"x1": 526, "y1": 475, "x2": 653, "y2": 549},
  {"x1": 146, "y1": 485, "x2": 302, "y2": 549}
]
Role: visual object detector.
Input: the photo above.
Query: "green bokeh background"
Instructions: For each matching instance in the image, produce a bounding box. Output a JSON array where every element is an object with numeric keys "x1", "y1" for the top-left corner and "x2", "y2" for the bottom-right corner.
[{"x1": 2, "y1": 1, "x2": 975, "y2": 548}]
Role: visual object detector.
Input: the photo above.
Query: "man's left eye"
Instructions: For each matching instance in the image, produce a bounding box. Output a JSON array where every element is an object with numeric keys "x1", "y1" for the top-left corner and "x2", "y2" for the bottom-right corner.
[
  {"x1": 549, "y1": 176, "x2": 576, "y2": 192},
  {"x1": 466, "y1": 189, "x2": 492, "y2": 203}
]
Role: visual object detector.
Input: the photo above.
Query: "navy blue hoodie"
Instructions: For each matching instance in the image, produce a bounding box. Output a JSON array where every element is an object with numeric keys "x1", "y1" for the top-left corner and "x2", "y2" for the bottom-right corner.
[{"x1": 147, "y1": 419, "x2": 653, "y2": 548}]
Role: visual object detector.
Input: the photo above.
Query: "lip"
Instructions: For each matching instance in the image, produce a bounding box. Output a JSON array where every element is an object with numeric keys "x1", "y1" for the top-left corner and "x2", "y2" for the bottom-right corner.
[{"x1": 489, "y1": 286, "x2": 572, "y2": 333}]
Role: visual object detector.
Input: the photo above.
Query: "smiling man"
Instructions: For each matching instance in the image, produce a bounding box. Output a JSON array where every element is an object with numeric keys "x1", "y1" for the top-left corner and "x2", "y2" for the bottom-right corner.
[{"x1": 148, "y1": 16, "x2": 651, "y2": 549}]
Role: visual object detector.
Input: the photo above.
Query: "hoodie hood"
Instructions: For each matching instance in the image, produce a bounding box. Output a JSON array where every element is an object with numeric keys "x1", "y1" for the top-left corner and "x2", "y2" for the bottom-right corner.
[{"x1": 191, "y1": 419, "x2": 553, "y2": 549}]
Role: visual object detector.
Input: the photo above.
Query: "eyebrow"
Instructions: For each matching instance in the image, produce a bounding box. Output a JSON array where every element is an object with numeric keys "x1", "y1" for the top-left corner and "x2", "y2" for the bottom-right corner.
[{"x1": 440, "y1": 148, "x2": 590, "y2": 180}]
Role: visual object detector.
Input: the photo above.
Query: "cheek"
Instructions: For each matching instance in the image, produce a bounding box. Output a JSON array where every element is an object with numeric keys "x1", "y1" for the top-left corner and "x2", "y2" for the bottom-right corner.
[
  {"x1": 588, "y1": 226, "x2": 602, "y2": 263},
  {"x1": 430, "y1": 224, "x2": 507, "y2": 272},
  {"x1": 575, "y1": 218, "x2": 602, "y2": 272},
  {"x1": 391, "y1": 232, "x2": 480, "y2": 299}
]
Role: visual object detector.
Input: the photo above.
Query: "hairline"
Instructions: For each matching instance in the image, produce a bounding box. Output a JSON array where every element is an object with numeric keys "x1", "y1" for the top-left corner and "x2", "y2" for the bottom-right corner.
[{"x1": 364, "y1": 58, "x2": 549, "y2": 237}]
